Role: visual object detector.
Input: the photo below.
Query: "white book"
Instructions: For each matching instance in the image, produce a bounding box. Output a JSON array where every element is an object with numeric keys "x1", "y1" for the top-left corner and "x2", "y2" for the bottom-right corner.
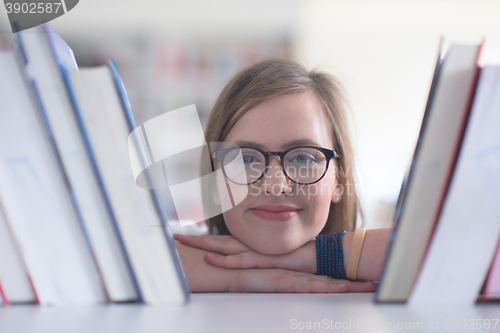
[
  {"x1": 0, "y1": 191, "x2": 36, "y2": 303},
  {"x1": 377, "y1": 44, "x2": 481, "y2": 302},
  {"x1": 64, "y1": 65, "x2": 188, "y2": 305},
  {"x1": 409, "y1": 66, "x2": 500, "y2": 306},
  {"x1": 0, "y1": 51, "x2": 105, "y2": 306},
  {"x1": 17, "y1": 24, "x2": 137, "y2": 302}
]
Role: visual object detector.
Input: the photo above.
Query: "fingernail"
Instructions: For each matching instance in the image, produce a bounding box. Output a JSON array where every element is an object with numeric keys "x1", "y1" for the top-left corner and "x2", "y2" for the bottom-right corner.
[
  {"x1": 338, "y1": 284, "x2": 346, "y2": 287},
  {"x1": 364, "y1": 281, "x2": 373, "y2": 284}
]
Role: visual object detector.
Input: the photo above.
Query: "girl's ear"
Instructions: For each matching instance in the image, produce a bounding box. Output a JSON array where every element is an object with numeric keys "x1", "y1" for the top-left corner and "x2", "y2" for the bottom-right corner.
[
  {"x1": 331, "y1": 183, "x2": 343, "y2": 203},
  {"x1": 331, "y1": 159, "x2": 345, "y2": 204}
]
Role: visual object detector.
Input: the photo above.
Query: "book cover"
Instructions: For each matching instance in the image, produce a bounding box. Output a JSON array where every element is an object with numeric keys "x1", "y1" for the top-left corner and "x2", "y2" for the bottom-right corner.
[
  {"x1": 483, "y1": 240, "x2": 500, "y2": 299},
  {"x1": 18, "y1": 24, "x2": 138, "y2": 303},
  {"x1": 409, "y1": 65, "x2": 500, "y2": 306},
  {"x1": 63, "y1": 64, "x2": 188, "y2": 305},
  {"x1": 0, "y1": 187, "x2": 36, "y2": 304},
  {"x1": 376, "y1": 43, "x2": 481, "y2": 303},
  {"x1": 0, "y1": 50, "x2": 105, "y2": 306}
]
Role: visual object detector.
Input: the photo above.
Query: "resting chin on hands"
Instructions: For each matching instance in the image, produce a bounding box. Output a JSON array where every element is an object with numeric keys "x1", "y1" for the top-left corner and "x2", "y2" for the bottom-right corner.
[{"x1": 173, "y1": 234, "x2": 376, "y2": 293}]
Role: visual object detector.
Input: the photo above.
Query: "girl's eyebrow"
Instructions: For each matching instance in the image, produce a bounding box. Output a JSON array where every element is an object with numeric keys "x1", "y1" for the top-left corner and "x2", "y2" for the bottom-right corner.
[
  {"x1": 281, "y1": 139, "x2": 322, "y2": 150},
  {"x1": 234, "y1": 140, "x2": 266, "y2": 149},
  {"x1": 233, "y1": 139, "x2": 322, "y2": 150}
]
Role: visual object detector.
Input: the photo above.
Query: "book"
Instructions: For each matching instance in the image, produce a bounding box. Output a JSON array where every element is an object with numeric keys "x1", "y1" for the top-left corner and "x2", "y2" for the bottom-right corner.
[
  {"x1": 388, "y1": 45, "x2": 443, "y2": 235},
  {"x1": 0, "y1": 51, "x2": 106, "y2": 306},
  {"x1": 0, "y1": 188, "x2": 36, "y2": 304},
  {"x1": 63, "y1": 63, "x2": 189, "y2": 305},
  {"x1": 481, "y1": 240, "x2": 500, "y2": 300},
  {"x1": 376, "y1": 43, "x2": 481, "y2": 302},
  {"x1": 409, "y1": 65, "x2": 500, "y2": 306},
  {"x1": 16, "y1": 24, "x2": 138, "y2": 303},
  {"x1": 108, "y1": 59, "x2": 191, "y2": 299}
]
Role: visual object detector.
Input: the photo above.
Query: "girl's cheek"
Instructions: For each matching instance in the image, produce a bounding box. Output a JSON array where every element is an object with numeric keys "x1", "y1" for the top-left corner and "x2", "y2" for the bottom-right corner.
[
  {"x1": 248, "y1": 183, "x2": 262, "y2": 197},
  {"x1": 298, "y1": 183, "x2": 327, "y2": 202},
  {"x1": 214, "y1": 170, "x2": 249, "y2": 207}
]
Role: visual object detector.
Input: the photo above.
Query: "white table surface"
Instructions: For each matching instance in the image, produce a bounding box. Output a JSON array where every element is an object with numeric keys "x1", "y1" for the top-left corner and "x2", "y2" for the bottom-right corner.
[{"x1": 1, "y1": 293, "x2": 499, "y2": 333}]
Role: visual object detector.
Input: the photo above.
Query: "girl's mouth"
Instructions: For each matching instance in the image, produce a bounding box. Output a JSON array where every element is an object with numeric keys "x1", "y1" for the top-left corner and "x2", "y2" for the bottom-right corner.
[{"x1": 250, "y1": 204, "x2": 302, "y2": 221}]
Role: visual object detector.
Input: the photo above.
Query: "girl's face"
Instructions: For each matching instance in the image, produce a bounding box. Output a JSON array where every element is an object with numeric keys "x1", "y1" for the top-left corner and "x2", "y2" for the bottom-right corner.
[{"x1": 219, "y1": 91, "x2": 343, "y2": 255}]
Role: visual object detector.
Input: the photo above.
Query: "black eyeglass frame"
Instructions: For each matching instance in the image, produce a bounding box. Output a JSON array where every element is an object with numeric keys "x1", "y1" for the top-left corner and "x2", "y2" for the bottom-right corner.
[{"x1": 212, "y1": 146, "x2": 341, "y2": 186}]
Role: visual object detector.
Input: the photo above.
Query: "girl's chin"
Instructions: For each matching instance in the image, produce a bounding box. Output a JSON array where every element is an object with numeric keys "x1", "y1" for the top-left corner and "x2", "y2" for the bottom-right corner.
[{"x1": 242, "y1": 238, "x2": 303, "y2": 255}]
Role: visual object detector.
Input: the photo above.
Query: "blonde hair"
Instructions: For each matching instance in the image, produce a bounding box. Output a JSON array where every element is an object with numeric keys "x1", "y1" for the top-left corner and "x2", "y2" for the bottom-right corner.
[{"x1": 202, "y1": 59, "x2": 362, "y2": 235}]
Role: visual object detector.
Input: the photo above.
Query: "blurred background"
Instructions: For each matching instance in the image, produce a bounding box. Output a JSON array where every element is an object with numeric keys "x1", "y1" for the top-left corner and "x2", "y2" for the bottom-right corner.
[{"x1": 1, "y1": 0, "x2": 499, "y2": 229}]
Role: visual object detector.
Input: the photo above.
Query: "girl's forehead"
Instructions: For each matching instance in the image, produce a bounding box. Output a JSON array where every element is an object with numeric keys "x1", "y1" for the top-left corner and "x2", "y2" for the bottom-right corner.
[{"x1": 224, "y1": 92, "x2": 334, "y2": 150}]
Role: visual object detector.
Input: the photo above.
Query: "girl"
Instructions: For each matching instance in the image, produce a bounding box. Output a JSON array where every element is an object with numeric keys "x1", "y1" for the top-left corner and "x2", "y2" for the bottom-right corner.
[{"x1": 174, "y1": 59, "x2": 391, "y2": 292}]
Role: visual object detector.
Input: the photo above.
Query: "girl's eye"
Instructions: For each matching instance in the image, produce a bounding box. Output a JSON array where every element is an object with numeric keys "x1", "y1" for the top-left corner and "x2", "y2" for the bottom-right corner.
[
  {"x1": 288, "y1": 153, "x2": 316, "y2": 164},
  {"x1": 243, "y1": 154, "x2": 260, "y2": 164}
]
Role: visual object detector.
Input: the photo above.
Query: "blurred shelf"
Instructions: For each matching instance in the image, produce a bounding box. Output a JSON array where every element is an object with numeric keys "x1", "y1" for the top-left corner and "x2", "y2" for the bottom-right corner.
[{"x1": 1, "y1": 293, "x2": 499, "y2": 333}]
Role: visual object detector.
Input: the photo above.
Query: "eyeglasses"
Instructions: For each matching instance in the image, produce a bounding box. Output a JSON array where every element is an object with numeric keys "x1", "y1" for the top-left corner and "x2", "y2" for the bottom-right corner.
[{"x1": 213, "y1": 146, "x2": 340, "y2": 185}]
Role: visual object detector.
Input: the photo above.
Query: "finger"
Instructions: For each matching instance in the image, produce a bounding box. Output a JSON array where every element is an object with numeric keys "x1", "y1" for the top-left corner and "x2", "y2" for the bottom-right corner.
[
  {"x1": 344, "y1": 280, "x2": 376, "y2": 293},
  {"x1": 206, "y1": 243, "x2": 316, "y2": 274},
  {"x1": 205, "y1": 251, "x2": 279, "y2": 269},
  {"x1": 280, "y1": 273, "x2": 376, "y2": 293},
  {"x1": 175, "y1": 235, "x2": 252, "y2": 255},
  {"x1": 276, "y1": 274, "x2": 348, "y2": 293},
  {"x1": 314, "y1": 275, "x2": 376, "y2": 293},
  {"x1": 239, "y1": 270, "x2": 349, "y2": 293},
  {"x1": 277, "y1": 272, "x2": 376, "y2": 293}
]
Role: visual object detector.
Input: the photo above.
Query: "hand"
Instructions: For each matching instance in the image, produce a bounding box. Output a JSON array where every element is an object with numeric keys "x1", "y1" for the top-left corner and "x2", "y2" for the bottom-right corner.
[
  {"x1": 231, "y1": 269, "x2": 376, "y2": 293},
  {"x1": 174, "y1": 234, "x2": 253, "y2": 255},
  {"x1": 175, "y1": 237, "x2": 376, "y2": 293},
  {"x1": 174, "y1": 234, "x2": 315, "y2": 275}
]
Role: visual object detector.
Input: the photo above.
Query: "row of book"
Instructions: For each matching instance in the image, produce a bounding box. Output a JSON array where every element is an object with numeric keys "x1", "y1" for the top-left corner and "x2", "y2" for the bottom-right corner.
[
  {"x1": 0, "y1": 24, "x2": 189, "y2": 306},
  {"x1": 376, "y1": 41, "x2": 500, "y2": 305},
  {"x1": 1, "y1": 24, "x2": 499, "y2": 307}
]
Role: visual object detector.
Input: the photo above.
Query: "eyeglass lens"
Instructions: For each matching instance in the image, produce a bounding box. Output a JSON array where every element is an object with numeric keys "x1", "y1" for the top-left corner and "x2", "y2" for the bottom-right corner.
[{"x1": 222, "y1": 147, "x2": 328, "y2": 185}]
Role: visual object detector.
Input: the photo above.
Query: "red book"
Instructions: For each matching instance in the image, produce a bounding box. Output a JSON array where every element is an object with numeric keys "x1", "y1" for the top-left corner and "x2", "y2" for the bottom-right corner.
[{"x1": 479, "y1": 240, "x2": 500, "y2": 301}]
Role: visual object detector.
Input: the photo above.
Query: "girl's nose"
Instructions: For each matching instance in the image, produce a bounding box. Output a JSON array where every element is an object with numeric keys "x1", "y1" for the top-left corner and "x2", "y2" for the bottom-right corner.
[{"x1": 260, "y1": 156, "x2": 292, "y2": 195}]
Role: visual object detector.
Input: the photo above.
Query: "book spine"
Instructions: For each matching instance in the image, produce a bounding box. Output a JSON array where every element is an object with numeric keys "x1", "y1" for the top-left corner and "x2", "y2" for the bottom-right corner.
[
  {"x1": 0, "y1": 189, "x2": 38, "y2": 304},
  {"x1": 27, "y1": 73, "x2": 110, "y2": 301},
  {"x1": 376, "y1": 44, "x2": 443, "y2": 303},
  {"x1": 61, "y1": 66, "x2": 142, "y2": 303},
  {"x1": 108, "y1": 58, "x2": 190, "y2": 301},
  {"x1": 409, "y1": 47, "x2": 482, "y2": 298},
  {"x1": 11, "y1": 32, "x2": 48, "y2": 306},
  {"x1": 484, "y1": 239, "x2": 500, "y2": 296},
  {"x1": 0, "y1": 281, "x2": 9, "y2": 306}
]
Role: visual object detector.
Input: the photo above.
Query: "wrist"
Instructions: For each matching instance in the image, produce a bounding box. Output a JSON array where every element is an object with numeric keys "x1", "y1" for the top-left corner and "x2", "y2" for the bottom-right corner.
[
  {"x1": 342, "y1": 231, "x2": 354, "y2": 274},
  {"x1": 278, "y1": 240, "x2": 317, "y2": 274},
  {"x1": 305, "y1": 240, "x2": 317, "y2": 274},
  {"x1": 315, "y1": 231, "x2": 346, "y2": 278}
]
